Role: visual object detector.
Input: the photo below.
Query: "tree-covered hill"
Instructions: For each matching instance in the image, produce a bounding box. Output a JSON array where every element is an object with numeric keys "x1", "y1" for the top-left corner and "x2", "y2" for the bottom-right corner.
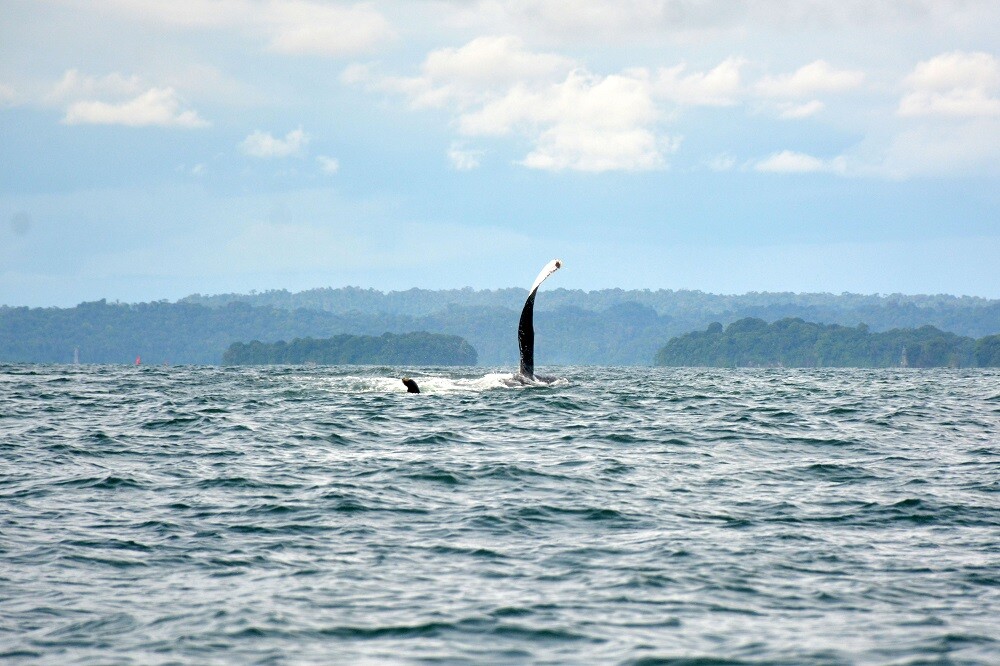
[
  {"x1": 0, "y1": 300, "x2": 354, "y2": 365},
  {"x1": 976, "y1": 334, "x2": 1000, "y2": 367},
  {"x1": 4, "y1": 290, "x2": 1000, "y2": 366},
  {"x1": 175, "y1": 286, "x2": 1000, "y2": 365},
  {"x1": 654, "y1": 318, "x2": 1000, "y2": 368},
  {"x1": 180, "y1": 287, "x2": 1000, "y2": 338},
  {"x1": 0, "y1": 299, "x2": 676, "y2": 366},
  {"x1": 223, "y1": 332, "x2": 477, "y2": 366}
]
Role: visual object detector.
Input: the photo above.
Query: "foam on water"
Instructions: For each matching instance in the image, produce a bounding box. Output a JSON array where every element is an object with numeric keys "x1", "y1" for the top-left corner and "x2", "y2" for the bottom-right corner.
[{"x1": 312, "y1": 371, "x2": 568, "y2": 393}]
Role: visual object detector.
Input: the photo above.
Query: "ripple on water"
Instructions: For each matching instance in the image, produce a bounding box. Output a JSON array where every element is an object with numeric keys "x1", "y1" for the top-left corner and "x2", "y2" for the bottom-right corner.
[{"x1": 1, "y1": 365, "x2": 998, "y2": 664}]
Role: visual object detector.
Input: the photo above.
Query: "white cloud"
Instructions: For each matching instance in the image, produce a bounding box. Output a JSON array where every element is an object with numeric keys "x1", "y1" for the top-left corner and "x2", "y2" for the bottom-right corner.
[
  {"x1": 898, "y1": 51, "x2": 1000, "y2": 118},
  {"x1": 491, "y1": 0, "x2": 674, "y2": 38},
  {"x1": 420, "y1": 35, "x2": 573, "y2": 93},
  {"x1": 521, "y1": 124, "x2": 667, "y2": 172},
  {"x1": 264, "y1": 1, "x2": 395, "y2": 56},
  {"x1": 458, "y1": 69, "x2": 655, "y2": 134},
  {"x1": 363, "y1": 36, "x2": 575, "y2": 109},
  {"x1": 460, "y1": 69, "x2": 668, "y2": 171},
  {"x1": 654, "y1": 58, "x2": 745, "y2": 106},
  {"x1": 873, "y1": 119, "x2": 1000, "y2": 178},
  {"x1": 316, "y1": 155, "x2": 340, "y2": 174},
  {"x1": 756, "y1": 60, "x2": 865, "y2": 98},
  {"x1": 62, "y1": 87, "x2": 209, "y2": 127},
  {"x1": 453, "y1": 0, "x2": 998, "y2": 44},
  {"x1": 78, "y1": 0, "x2": 394, "y2": 57},
  {"x1": 92, "y1": 0, "x2": 247, "y2": 28},
  {"x1": 339, "y1": 63, "x2": 373, "y2": 86},
  {"x1": 163, "y1": 64, "x2": 265, "y2": 107},
  {"x1": 39, "y1": 70, "x2": 209, "y2": 128},
  {"x1": 754, "y1": 150, "x2": 846, "y2": 174},
  {"x1": 776, "y1": 100, "x2": 825, "y2": 119},
  {"x1": 45, "y1": 69, "x2": 143, "y2": 105},
  {"x1": 350, "y1": 38, "x2": 673, "y2": 172},
  {"x1": 448, "y1": 144, "x2": 484, "y2": 170},
  {"x1": 854, "y1": 52, "x2": 1000, "y2": 178},
  {"x1": 904, "y1": 50, "x2": 1000, "y2": 92},
  {"x1": 899, "y1": 88, "x2": 1000, "y2": 118},
  {"x1": 704, "y1": 152, "x2": 737, "y2": 171},
  {"x1": 240, "y1": 128, "x2": 310, "y2": 158}
]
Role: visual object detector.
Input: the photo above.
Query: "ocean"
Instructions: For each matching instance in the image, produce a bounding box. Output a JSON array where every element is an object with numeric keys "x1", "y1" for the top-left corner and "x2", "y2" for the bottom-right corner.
[{"x1": 2, "y1": 364, "x2": 998, "y2": 664}]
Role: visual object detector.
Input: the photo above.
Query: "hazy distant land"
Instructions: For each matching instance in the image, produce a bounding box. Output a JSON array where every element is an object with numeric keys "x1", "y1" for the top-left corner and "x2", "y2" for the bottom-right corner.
[{"x1": 2, "y1": 287, "x2": 1000, "y2": 366}]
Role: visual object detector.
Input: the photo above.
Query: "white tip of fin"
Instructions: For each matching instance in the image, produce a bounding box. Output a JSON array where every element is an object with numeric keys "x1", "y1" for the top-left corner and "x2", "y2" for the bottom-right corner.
[{"x1": 529, "y1": 258, "x2": 563, "y2": 294}]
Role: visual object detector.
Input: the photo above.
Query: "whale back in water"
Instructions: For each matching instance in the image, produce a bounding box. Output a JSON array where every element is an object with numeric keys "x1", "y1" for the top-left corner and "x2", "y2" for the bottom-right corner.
[{"x1": 517, "y1": 259, "x2": 562, "y2": 380}]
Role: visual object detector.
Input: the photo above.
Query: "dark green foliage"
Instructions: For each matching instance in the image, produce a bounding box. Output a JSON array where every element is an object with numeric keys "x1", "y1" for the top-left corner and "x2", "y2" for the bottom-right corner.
[
  {"x1": 4, "y1": 289, "x2": 1000, "y2": 366},
  {"x1": 222, "y1": 332, "x2": 477, "y2": 366},
  {"x1": 655, "y1": 318, "x2": 982, "y2": 368},
  {"x1": 0, "y1": 300, "x2": 478, "y2": 365},
  {"x1": 181, "y1": 287, "x2": 1000, "y2": 338},
  {"x1": 176, "y1": 286, "x2": 1000, "y2": 365},
  {"x1": 0, "y1": 298, "x2": 676, "y2": 366},
  {"x1": 975, "y1": 335, "x2": 1000, "y2": 367}
]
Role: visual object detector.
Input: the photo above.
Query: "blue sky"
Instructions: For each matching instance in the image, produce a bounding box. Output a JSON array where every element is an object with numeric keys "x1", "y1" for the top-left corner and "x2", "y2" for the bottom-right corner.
[{"x1": 1, "y1": 0, "x2": 998, "y2": 307}]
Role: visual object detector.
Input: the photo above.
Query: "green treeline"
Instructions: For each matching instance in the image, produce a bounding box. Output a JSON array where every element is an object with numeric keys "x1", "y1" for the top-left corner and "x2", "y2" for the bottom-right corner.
[
  {"x1": 3, "y1": 290, "x2": 1000, "y2": 366},
  {"x1": 223, "y1": 332, "x2": 477, "y2": 366},
  {"x1": 178, "y1": 286, "x2": 1000, "y2": 365},
  {"x1": 181, "y1": 286, "x2": 1000, "y2": 338},
  {"x1": 0, "y1": 300, "x2": 353, "y2": 365},
  {"x1": 655, "y1": 317, "x2": 1000, "y2": 368},
  {"x1": 0, "y1": 298, "x2": 684, "y2": 365},
  {"x1": 0, "y1": 300, "x2": 480, "y2": 365}
]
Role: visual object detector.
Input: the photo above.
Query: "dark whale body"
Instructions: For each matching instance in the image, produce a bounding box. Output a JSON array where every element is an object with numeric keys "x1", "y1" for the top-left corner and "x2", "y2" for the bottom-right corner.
[
  {"x1": 397, "y1": 260, "x2": 561, "y2": 392},
  {"x1": 509, "y1": 259, "x2": 562, "y2": 385}
]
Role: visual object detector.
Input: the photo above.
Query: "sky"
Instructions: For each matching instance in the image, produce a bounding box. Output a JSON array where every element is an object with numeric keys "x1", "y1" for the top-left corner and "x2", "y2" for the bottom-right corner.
[{"x1": 1, "y1": 0, "x2": 998, "y2": 307}]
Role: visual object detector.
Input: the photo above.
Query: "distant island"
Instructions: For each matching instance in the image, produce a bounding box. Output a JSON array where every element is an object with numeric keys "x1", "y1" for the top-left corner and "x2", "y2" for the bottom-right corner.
[
  {"x1": 2, "y1": 288, "x2": 1000, "y2": 365},
  {"x1": 223, "y1": 332, "x2": 477, "y2": 366},
  {"x1": 656, "y1": 317, "x2": 1000, "y2": 368}
]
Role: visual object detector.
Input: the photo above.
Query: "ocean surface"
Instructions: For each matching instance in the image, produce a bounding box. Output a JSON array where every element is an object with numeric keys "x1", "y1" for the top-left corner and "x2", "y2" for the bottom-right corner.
[{"x1": 2, "y1": 364, "x2": 998, "y2": 665}]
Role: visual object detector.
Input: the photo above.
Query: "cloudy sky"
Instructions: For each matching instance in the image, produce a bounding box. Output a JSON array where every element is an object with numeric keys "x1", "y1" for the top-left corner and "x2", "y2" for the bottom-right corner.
[{"x1": 1, "y1": 0, "x2": 998, "y2": 306}]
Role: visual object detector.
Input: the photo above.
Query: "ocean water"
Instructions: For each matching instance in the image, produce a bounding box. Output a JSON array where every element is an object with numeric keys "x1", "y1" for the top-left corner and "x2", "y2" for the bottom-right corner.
[{"x1": 1, "y1": 364, "x2": 998, "y2": 665}]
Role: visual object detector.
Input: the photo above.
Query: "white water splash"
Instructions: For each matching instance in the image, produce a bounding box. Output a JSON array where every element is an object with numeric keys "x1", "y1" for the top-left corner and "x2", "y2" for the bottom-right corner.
[{"x1": 319, "y1": 372, "x2": 567, "y2": 393}]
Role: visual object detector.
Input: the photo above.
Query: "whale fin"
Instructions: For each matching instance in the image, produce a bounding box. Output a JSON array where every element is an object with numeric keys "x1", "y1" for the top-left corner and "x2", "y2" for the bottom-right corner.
[
  {"x1": 517, "y1": 259, "x2": 562, "y2": 379},
  {"x1": 402, "y1": 377, "x2": 420, "y2": 393}
]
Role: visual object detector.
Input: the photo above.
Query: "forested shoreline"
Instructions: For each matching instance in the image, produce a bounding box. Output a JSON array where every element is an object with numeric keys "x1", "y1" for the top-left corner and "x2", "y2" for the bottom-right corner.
[
  {"x1": 656, "y1": 318, "x2": 1000, "y2": 368},
  {"x1": 2, "y1": 288, "x2": 1000, "y2": 366},
  {"x1": 179, "y1": 286, "x2": 1000, "y2": 338}
]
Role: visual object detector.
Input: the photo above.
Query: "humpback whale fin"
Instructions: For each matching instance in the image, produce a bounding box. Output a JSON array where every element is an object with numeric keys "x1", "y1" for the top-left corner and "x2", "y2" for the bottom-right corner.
[
  {"x1": 517, "y1": 259, "x2": 562, "y2": 379},
  {"x1": 402, "y1": 377, "x2": 420, "y2": 393}
]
